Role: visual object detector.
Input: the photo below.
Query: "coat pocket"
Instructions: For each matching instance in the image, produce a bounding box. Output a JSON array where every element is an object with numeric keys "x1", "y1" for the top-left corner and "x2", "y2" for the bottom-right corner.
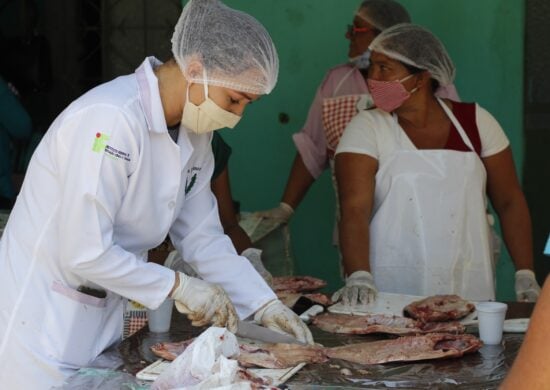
[{"x1": 43, "y1": 281, "x2": 108, "y2": 367}]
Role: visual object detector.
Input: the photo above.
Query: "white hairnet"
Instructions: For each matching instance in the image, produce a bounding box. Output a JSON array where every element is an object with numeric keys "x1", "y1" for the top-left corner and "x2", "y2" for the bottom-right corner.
[
  {"x1": 357, "y1": 0, "x2": 410, "y2": 31},
  {"x1": 369, "y1": 23, "x2": 456, "y2": 87},
  {"x1": 171, "y1": 0, "x2": 279, "y2": 95}
]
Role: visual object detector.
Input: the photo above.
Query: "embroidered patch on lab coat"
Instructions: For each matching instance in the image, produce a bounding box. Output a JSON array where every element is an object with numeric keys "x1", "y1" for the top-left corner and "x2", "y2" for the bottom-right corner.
[
  {"x1": 92, "y1": 132, "x2": 110, "y2": 152},
  {"x1": 104, "y1": 145, "x2": 131, "y2": 162},
  {"x1": 185, "y1": 166, "x2": 202, "y2": 195}
]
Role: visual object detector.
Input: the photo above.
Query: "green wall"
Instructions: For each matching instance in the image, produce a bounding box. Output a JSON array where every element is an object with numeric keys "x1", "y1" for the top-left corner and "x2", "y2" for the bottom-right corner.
[{"x1": 205, "y1": 0, "x2": 524, "y2": 300}]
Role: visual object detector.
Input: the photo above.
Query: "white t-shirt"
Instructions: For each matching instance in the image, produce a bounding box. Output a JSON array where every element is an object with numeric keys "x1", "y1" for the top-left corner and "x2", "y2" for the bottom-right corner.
[{"x1": 336, "y1": 103, "x2": 510, "y2": 161}]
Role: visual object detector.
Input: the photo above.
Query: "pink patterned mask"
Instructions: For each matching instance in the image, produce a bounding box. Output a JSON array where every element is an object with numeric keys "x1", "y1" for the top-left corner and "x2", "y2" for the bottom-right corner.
[{"x1": 367, "y1": 74, "x2": 417, "y2": 112}]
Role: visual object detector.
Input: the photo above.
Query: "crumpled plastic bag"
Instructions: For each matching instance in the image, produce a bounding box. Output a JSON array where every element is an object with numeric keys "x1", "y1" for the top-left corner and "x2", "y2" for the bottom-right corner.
[{"x1": 151, "y1": 327, "x2": 249, "y2": 390}]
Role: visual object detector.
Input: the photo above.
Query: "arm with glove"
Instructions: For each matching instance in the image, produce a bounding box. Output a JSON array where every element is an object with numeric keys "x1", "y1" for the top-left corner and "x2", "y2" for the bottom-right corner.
[
  {"x1": 166, "y1": 247, "x2": 309, "y2": 343},
  {"x1": 170, "y1": 271, "x2": 239, "y2": 332},
  {"x1": 167, "y1": 252, "x2": 307, "y2": 343},
  {"x1": 332, "y1": 270, "x2": 377, "y2": 306},
  {"x1": 515, "y1": 270, "x2": 541, "y2": 302},
  {"x1": 484, "y1": 148, "x2": 541, "y2": 302},
  {"x1": 254, "y1": 298, "x2": 314, "y2": 345},
  {"x1": 169, "y1": 271, "x2": 313, "y2": 344},
  {"x1": 169, "y1": 155, "x2": 311, "y2": 342},
  {"x1": 332, "y1": 149, "x2": 379, "y2": 306},
  {"x1": 165, "y1": 246, "x2": 310, "y2": 343},
  {"x1": 255, "y1": 201, "x2": 294, "y2": 224}
]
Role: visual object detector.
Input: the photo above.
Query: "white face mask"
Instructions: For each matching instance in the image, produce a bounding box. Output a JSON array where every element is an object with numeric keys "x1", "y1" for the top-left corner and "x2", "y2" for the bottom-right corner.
[{"x1": 181, "y1": 80, "x2": 241, "y2": 134}]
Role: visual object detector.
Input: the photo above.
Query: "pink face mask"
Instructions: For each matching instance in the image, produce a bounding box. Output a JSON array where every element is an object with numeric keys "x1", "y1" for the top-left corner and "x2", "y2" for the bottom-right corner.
[{"x1": 367, "y1": 74, "x2": 417, "y2": 112}]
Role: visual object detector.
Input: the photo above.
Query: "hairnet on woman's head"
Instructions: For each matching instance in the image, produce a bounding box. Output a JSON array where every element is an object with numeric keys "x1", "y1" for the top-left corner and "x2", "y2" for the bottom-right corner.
[
  {"x1": 357, "y1": 0, "x2": 411, "y2": 31},
  {"x1": 171, "y1": 0, "x2": 279, "y2": 95},
  {"x1": 369, "y1": 23, "x2": 456, "y2": 87}
]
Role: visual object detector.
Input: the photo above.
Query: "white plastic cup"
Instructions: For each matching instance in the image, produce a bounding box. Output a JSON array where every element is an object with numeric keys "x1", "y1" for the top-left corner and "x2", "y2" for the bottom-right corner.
[
  {"x1": 476, "y1": 301, "x2": 508, "y2": 345},
  {"x1": 147, "y1": 299, "x2": 174, "y2": 333}
]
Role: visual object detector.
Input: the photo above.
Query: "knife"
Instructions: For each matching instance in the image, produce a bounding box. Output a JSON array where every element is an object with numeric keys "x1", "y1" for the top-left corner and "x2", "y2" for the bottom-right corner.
[
  {"x1": 299, "y1": 304, "x2": 324, "y2": 324},
  {"x1": 291, "y1": 296, "x2": 319, "y2": 315},
  {"x1": 236, "y1": 321, "x2": 305, "y2": 345}
]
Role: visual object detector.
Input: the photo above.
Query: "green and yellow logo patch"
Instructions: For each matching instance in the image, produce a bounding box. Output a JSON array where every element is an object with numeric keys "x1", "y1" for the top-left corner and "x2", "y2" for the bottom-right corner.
[{"x1": 92, "y1": 132, "x2": 110, "y2": 152}]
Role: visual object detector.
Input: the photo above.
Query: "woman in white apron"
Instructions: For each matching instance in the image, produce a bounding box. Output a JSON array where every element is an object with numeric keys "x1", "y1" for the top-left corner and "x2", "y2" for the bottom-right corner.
[{"x1": 334, "y1": 24, "x2": 540, "y2": 305}]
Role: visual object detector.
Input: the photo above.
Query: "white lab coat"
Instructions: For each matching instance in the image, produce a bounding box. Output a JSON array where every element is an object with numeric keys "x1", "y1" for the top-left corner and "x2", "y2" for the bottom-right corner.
[{"x1": 0, "y1": 57, "x2": 275, "y2": 389}]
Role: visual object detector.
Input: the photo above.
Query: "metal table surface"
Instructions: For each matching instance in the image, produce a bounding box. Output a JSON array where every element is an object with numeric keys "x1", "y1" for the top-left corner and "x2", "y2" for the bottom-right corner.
[{"x1": 110, "y1": 301, "x2": 533, "y2": 389}]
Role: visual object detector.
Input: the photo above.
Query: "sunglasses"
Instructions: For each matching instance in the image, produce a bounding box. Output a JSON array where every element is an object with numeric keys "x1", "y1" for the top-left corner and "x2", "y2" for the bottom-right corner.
[{"x1": 347, "y1": 24, "x2": 372, "y2": 37}]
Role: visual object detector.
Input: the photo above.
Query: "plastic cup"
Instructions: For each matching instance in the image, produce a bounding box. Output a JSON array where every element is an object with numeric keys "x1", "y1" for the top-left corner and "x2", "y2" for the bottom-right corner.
[
  {"x1": 476, "y1": 301, "x2": 507, "y2": 345},
  {"x1": 147, "y1": 299, "x2": 174, "y2": 333}
]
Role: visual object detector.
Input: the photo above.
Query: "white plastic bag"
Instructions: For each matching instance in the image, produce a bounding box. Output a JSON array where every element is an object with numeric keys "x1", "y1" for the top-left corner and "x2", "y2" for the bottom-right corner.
[{"x1": 151, "y1": 327, "x2": 245, "y2": 390}]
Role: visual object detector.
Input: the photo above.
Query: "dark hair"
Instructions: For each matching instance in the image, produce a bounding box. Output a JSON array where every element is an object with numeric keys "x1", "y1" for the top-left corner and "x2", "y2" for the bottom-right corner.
[{"x1": 402, "y1": 62, "x2": 439, "y2": 92}]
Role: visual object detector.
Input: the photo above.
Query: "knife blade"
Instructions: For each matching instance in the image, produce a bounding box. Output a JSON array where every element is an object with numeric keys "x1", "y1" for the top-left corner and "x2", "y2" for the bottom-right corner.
[{"x1": 236, "y1": 321, "x2": 305, "y2": 345}]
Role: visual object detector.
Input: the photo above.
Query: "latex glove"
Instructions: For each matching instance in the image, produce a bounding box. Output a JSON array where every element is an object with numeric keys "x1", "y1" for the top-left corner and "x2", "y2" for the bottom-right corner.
[
  {"x1": 170, "y1": 271, "x2": 238, "y2": 332},
  {"x1": 331, "y1": 270, "x2": 377, "y2": 306},
  {"x1": 241, "y1": 248, "x2": 273, "y2": 287},
  {"x1": 164, "y1": 250, "x2": 199, "y2": 278},
  {"x1": 254, "y1": 299, "x2": 314, "y2": 345},
  {"x1": 254, "y1": 202, "x2": 294, "y2": 223},
  {"x1": 515, "y1": 269, "x2": 541, "y2": 302}
]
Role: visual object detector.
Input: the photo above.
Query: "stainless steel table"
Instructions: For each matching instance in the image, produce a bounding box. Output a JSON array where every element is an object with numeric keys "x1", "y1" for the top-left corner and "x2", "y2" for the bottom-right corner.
[
  {"x1": 58, "y1": 302, "x2": 533, "y2": 389},
  {"x1": 117, "y1": 302, "x2": 533, "y2": 389}
]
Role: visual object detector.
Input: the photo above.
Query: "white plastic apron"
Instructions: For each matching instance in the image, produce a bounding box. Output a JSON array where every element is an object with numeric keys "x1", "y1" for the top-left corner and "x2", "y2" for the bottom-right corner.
[
  {"x1": 321, "y1": 68, "x2": 372, "y2": 247},
  {"x1": 369, "y1": 98, "x2": 495, "y2": 301}
]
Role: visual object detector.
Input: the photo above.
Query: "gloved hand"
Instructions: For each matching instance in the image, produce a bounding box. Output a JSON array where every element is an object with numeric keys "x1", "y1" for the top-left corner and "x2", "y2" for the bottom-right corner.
[
  {"x1": 331, "y1": 270, "x2": 377, "y2": 306},
  {"x1": 170, "y1": 271, "x2": 238, "y2": 332},
  {"x1": 254, "y1": 202, "x2": 294, "y2": 223},
  {"x1": 254, "y1": 299, "x2": 314, "y2": 345},
  {"x1": 241, "y1": 248, "x2": 273, "y2": 287},
  {"x1": 515, "y1": 269, "x2": 541, "y2": 302}
]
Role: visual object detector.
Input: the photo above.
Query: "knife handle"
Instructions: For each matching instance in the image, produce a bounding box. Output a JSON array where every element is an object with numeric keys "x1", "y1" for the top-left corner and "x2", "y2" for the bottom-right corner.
[{"x1": 299, "y1": 305, "x2": 324, "y2": 324}]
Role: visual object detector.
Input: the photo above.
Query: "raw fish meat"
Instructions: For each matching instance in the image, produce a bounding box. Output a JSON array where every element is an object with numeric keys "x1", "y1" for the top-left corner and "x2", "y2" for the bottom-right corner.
[
  {"x1": 404, "y1": 295, "x2": 475, "y2": 322},
  {"x1": 312, "y1": 313, "x2": 465, "y2": 335},
  {"x1": 326, "y1": 333, "x2": 482, "y2": 365}
]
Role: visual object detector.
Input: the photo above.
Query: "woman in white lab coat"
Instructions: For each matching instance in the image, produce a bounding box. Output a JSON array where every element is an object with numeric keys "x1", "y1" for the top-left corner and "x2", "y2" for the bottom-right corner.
[
  {"x1": 0, "y1": 0, "x2": 312, "y2": 388},
  {"x1": 334, "y1": 24, "x2": 541, "y2": 305}
]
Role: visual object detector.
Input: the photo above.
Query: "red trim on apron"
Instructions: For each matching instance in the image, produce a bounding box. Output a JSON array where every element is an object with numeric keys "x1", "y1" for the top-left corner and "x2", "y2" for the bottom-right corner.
[{"x1": 445, "y1": 102, "x2": 482, "y2": 156}]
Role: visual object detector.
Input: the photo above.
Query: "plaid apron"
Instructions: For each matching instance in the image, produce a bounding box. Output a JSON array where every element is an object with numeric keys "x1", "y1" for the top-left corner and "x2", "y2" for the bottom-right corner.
[{"x1": 322, "y1": 94, "x2": 372, "y2": 156}]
